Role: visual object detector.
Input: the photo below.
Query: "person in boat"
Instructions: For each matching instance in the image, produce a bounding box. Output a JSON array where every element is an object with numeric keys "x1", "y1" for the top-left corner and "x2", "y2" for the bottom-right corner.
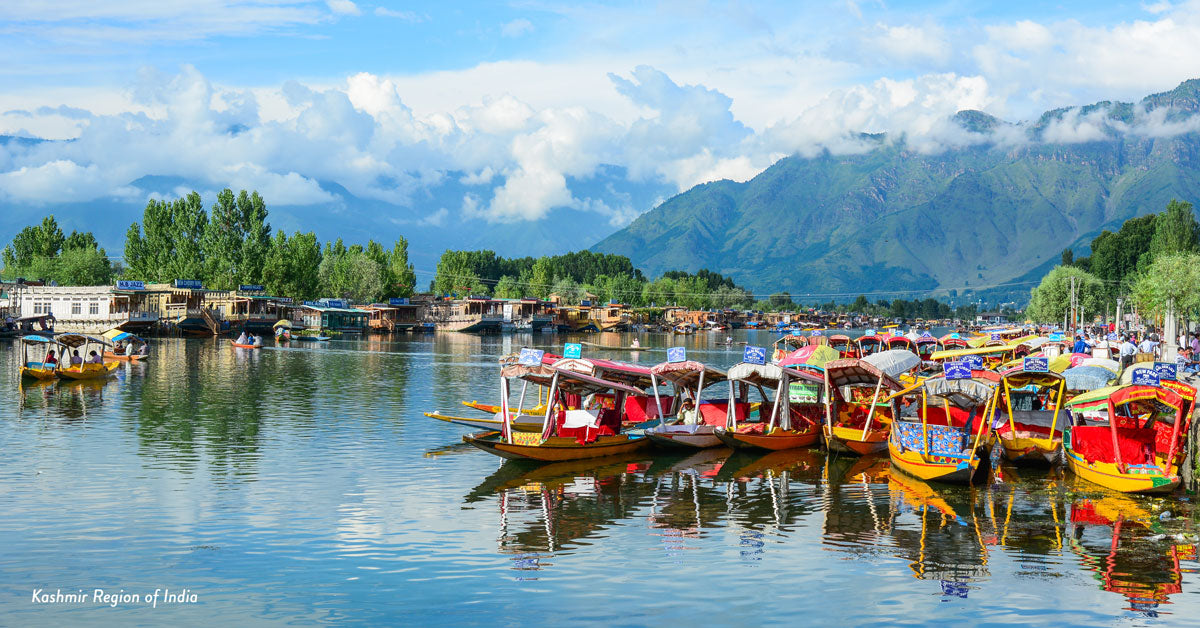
[
  {"x1": 138, "y1": 342, "x2": 149, "y2": 356},
  {"x1": 251, "y1": 335, "x2": 263, "y2": 347},
  {"x1": 44, "y1": 349, "x2": 59, "y2": 369},
  {"x1": 88, "y1": 350, "x2": 103, "y2": 364},
  {"x1": 236, "y1": 331, "x2": 248, "y2": 345},
  {"x1": 677, "y1": 398, "x2": 699, "y2": 425},
  {"x1": 631, "y1": 338, "x2": 641, "y2": 348},
  {"x1": 70, "y1": 350, "x2": 83, "y2": 365},
  {"x1": 113, "y1": 340, "x2": 126, "y2": 355}
]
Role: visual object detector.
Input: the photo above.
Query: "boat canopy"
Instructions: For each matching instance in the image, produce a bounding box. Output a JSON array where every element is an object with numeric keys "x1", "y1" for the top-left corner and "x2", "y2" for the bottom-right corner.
[
  {"x1": 511, "y1": 365, "x2": 646, "y2": 397},
  {"x1": 1080, "y1": 358, "x2": 1121, "y2": 375},
  {"x1": 273, "y1": 320, "x2": 292, "y2": 329},
  {"x1": 778, "y1": 345, "x2": 840, "y2": 369},
  {"x1": 55, "y1": 334, "x2": 112, "y2": 348},
  {"x1": 923, "y1": 377, "x2": 996, "y2": 409},
  {"x1": 1118, "y1": 364, "x2": 1159, "y2": 386},
  {"x1": 824, "y1": 359, "x2": 904, "y2": 390},
  {"x1": 862, "y1": 349, "x2": 921, "y2": 378},
  {"x1": 649, "y1": 360, "x2": 728, "y2": 387},
  {"x1": 1048, "y1": 353, "x2": 1091, "y2": 373},
  {"x1": 19, "y1": 334, "x2": 56, "y2": 344},
  {"x1": 930, "y1": 345, "x2": 1011, "y2": 361},
  {"x1": 1001, "y1": 370, "x2": 1064, "y2": 388},
  {"x1": 1067, "y1": 384, "x2": 1184, "y2": 418},
  {"x1": 553, "y1": 357, "x2": 655, "y2": 389},
  {"x1": 727, "y1": 362, "x2": 822, "y2": 386},
  {"x1": 102, "y1": 329, "x2": 144, "y2": 343}
]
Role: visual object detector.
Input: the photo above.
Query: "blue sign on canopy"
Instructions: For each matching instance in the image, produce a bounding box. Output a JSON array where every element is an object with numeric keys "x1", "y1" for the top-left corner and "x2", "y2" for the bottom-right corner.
[
  {"x1": 1132, "y1": 369, "x2": 1160, "y2": 387},
  {"x1": 563, "y1": 343, "x2": 582, "y2": 359},
  {"x1": 173, "y1": 279, "x2": 202, "y2": 290},
  {"x1": 921, "y1": 331, "x2": 933, "y2": 338},
  {"x1": 743, "y1": 345, "x2": 767, "y2": 365},
  {"x1": 990, "y1": 333, "x2": 1001, "y2": 341},
  {"x1": 667, "y1": 347, "x2": 687, "y2": 363},
  {"x1": 864, "y1": 329, "x2": 876, "y2": 336},
  {"x1": 810, "y1": 330, "x2": 823, "y2": 336},
  {"x1": 1023, "y1": 357, "x2": 1049, "y2": 372},
  {"x1": 518, "y1": 348, "x2": 545, "y2": 366},
  {"x1": 1154, "y1": 362, "x2": 1178, "y2": 381},
  {"x1": 389, "y1": 297, "x2": 410, "y2": 306},
  {"x1": 115, "y1": 280, "x2": 145, "y2": 291},
  {"x1": 963, "y1": 355, "x2": 984, "y2": 370},
  {"x1": 1106, "y1": 332, "x2": 1118, "y2": 341},
  {"x1": 1048, "y1": 332, "x2": 1065, "y2": 341},
  {"x1": 791, "y1": 330, "x2": 802, "y2": 336},
  {"x1": 944, "y1": 361, "x2": 972, "y2": 380}
]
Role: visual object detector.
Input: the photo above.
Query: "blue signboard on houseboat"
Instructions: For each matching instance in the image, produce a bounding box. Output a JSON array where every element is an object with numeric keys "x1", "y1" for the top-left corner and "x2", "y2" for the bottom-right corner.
[
  {"x1": 389, "y1": 298, "x2": 410, "y2": 306},
  {"x1": 1024, "y1": 357, "x2": 1049, "y2": 372},
  {"x1": 115, "y1": 280, "x2": 145, "y2": 291},
  {"x1": 1154, "y1": 362, "x2": 1178, "y2": 381},
  {"x1": 173, "y1": 279, "x2": 202, "y2": 290},
  {"x1": 239, "y1": 285, "x2": 264, "y2": 292}
]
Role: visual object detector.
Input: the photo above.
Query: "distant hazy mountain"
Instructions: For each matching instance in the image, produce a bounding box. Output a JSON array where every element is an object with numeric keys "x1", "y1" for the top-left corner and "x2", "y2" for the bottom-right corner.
[{"x1": 592, "y1": 80, "x2": 1200, "y2": 300}]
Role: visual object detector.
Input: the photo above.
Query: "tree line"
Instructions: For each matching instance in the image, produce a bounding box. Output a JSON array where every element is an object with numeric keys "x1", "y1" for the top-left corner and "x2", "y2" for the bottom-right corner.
[
  {"x1": 1028, "y1": 199, "x2": 1200, "y2": 323},
  {"x1": 3, "y1": 189, "x2": 417, "y2": 304}
]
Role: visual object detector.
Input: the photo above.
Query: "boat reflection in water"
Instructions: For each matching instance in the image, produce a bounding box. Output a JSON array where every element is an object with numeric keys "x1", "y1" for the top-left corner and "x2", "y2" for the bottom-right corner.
[
  {"x1": 1067, "y1": 487, "x2": 1195, "y2": 617},
  {"x1": 465, "y1": 446, "x2": 1199, "y2": 606},
  {"x1": 18, "y1": 376, "x2": 114, "y2": 419}
]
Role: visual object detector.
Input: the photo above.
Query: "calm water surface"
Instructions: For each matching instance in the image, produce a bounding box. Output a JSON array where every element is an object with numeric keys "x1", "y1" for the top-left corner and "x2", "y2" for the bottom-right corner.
[{"x1": 3, "y1": 330, "x2": 1199, "y2": 626}]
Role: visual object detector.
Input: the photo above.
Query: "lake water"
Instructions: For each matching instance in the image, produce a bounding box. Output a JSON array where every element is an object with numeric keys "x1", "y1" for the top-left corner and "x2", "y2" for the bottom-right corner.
[{"x1": 3, "y1": 330, "x2": 1199, "y2": 626}]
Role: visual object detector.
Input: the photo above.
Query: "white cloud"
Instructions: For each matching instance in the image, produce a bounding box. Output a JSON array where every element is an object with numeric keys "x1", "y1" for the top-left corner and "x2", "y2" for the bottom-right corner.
[
  {"x1": 374, "y1": 7, "x2": 426, "y2": 22},
  {"x1": 417, "y1": 208, "x2": 448, "y2": 226},
  {"x1": 501, "y1": 18, "x2": 534, "y2": 38},
  {"x1": 326, "y1": 0, "x2": 360, "y2": 16}
]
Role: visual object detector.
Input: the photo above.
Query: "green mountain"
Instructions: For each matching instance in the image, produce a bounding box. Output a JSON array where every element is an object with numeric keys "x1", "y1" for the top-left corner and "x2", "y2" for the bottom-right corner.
[{"x1": 592, "y1": 80, "x2": 1200, "y2": 302}]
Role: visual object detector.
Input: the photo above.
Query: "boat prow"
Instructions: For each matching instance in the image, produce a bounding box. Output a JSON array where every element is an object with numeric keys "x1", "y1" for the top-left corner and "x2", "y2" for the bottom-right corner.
[{"x1": 462, "y1": 430, "x2": 650, "y2": 462}]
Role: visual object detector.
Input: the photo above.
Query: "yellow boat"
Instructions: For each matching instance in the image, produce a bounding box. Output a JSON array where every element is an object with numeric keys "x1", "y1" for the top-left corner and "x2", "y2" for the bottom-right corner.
[
  {"x1": 888, "y1": 375, "x2": 997, "y2": 484},
  {"x1": 996, "y1": 366, "x2": 1067, "y2": 465},
  {"x1": 18, "y1": 335, "x2": 64, "y2": 380},
  {"x1": 462, "y1": 358, "x2": 651, "y2": 462},
  {"x1": 822, "y1": 357, "x2": 908, "y2": 455},
  {"x1": 51, "y1": 334, "x2": 120, "y2": 380},
  {"x1": 1062, "y1": 384, "x2": 1187, "y2": 493}
]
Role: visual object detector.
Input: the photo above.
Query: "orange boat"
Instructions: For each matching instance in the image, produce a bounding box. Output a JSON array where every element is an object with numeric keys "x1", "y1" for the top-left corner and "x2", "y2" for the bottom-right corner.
[{"x1": 715, "y1": 361, "x2": 823, "y2": 451}]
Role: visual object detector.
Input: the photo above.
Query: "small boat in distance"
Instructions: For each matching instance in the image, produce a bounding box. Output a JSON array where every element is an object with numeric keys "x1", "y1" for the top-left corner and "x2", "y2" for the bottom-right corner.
[
  {"x1": 102, "y1": 330, "x2": 150, "y2": 362},
  {"x1": 55, "y1": 334, "x2": 120, "y2": 380}
]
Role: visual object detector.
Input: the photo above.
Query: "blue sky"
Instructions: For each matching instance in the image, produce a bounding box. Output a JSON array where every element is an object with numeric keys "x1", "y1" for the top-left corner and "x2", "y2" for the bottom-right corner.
[{"x1": 2, "y1": 0, "x2": 1199, "y2": 248}]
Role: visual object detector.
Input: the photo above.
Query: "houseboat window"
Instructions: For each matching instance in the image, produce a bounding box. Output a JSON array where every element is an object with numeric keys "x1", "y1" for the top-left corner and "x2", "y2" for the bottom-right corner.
[
  {"x1": 72, "y1": 302, "x2": 81, "y2": 315},
  {"x1": 90, "y1": 302, "x2": 99, "y2": 315}
]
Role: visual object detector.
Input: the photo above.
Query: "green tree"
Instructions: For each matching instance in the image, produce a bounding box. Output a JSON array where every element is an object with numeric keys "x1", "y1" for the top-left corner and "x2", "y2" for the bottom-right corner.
[
  {"x1": 56, "y1": 246, "x2": 113, "y2": 285},
  {"x1": 203, "y1": 188, "x2": 244, "y2": 289},
  {"x1": 768, "y1": 292, "x2": 793, "y2": 309},
  {"x1": 850, "y1": 295, "x2": 870, "y2": 313},
  {"x1": 237, "y1": 190, "x2": 271, "y2": 285},
  {"x1": 388, "y1": 237, "x2": 417, "y2": 298},
  {"x1": 529, "y1": 257, "x2": 554, "y2": 299},
  {"x1": 1061, "y1": 249, "x2": 1074, "y2": 266},
  {"x1": 1149, "y1": 199, "x2": 1199, "y2": 259},
  {"x1": 1130, "y1": 252, "x2": 1200, "y2": 320},
  {"x1": 493, "y1": 275, "x2": 523, "y2": 298},
  {"x1": 1026, "y1": 265, "x2": 1105, "y2": 323},
  {"x1": 167, "y1": 192, "x2": 208, "y2": 281}
]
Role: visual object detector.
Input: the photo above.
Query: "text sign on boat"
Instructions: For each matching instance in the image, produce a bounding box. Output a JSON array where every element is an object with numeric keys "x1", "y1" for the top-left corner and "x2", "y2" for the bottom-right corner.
[
  {"x1": 239, "y1": 284, "x2": 264, "y2": 292},
  {"x1": 173, "y1": 279, "x2": 202, "y2": 290},
  {"x1": 963, "y1": 355, "x2": 984, "y2": 370},
  {"x1": 563, "y1": 343, "x2": 582, "y2": 359},
  {"x1": 743, "y1": 345, "x2": 767, "y2": 365},
  {"x1": 389, "y1": 297, "x2": 409, "y2": 306},
  {"x1": 990, "y1": 333, "x2": 1001, "y2": 341},
  {"x1": 115, "y1": 280, "x2": 145, "y2": 291},
  {"x1": 667, "y1": 347, "x2": 687, "y2": 363},
  {"x1": 1106, "y1": 332, "x2": 1118, "y2": 341},
  {"x1": 518, "y1": 348, "x2": 545, "y2": 366},
  {"x1": 789, "y1": 382, "x2": 820, "y2": 404},
  {"x1": 1132, "y1": 368, "x2": 1160, "y2": 387},
  {"x1": 864, "y1": 329, "x2": 876, "y2": 336},
  {"x1": 1154, "y1": 361, "x2": 1178, "y2": 381},
  {"x1": 1048, "y1": 332, "x2": 1064, "y2": 341},
  {"x1": 944, "y1": 361, "x2": 972, "y2": 380},
  {"x1": 810, "y1": 330, "x2": 823, "y2": 336},
  {"x1": 1024, "y1": 357, "x2": 1049, "y2": 372},
  {"x1": 921, "y1": 331, "x2": 933, "y2": 338}
]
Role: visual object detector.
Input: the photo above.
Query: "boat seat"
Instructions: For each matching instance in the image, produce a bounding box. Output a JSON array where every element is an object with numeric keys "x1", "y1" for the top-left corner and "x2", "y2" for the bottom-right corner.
[
  {"x1": 561, "y1": 409, "x2": 600, "y2": 429},
  {"x1": 1071, "y1": 426, "x2": 1153, "y2": 465},
  {"x1": 555, "y1": 410, "x2": 616, "y2": 444}
]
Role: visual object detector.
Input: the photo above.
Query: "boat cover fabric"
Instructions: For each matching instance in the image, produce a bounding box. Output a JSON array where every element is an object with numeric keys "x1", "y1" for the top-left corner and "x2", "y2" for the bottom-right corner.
[
  {"x1": 1062, "y1": 365, "x2": 1118, "y2": 392},
  {"x1": 894, "y1": 421, "x2": 968, "y2": 455},
  {"x1": 923, "y1": 378, "x2": 994, "y2": 409},
  {"x1": 1071, "y1": 425, "x2": 1154, "y2": 465},
  {"x1": 1080, "y1": 357, "x2": 1121, "y2": 374},
  {"x1": 863, "y1": 349, "x2": 921, "y2": 378}
]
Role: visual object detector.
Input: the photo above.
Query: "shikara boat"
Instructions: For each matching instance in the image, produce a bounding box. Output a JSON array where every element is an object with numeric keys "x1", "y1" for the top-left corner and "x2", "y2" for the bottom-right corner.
[
  {"x1": 714, "y1": 361, "x2": 823, "y2": 451},
  {"x1": 102, "y1": 330, "x2": 150, "y2": 361},
  {"x1": 827, "y1": 334, "x2": 860, "y2": 359},
  {"x1": 644, "y1": 360, "x2": 730, "y2": 449},
  {"x1": 427, "y1": 351, "x2": 561, "y2": 432},
  {"x1": 771, "y1": 334, "x2": 809, "y2": 363},
  {"x1": 856, "y1": 333, "x2": 885, "y2": 357},
  {"x1": 914, "y1": 335, "x2": 939, "y2": 360},
  {"x1": 231, "y1": 340, "x2": 262, "y2": 349},
  {"x1": 995, "y1": 367, "x2": 1068, "y2": 465},
  {"x1": 888, "y1": 375, "x2": 998, "y2": 484},
  {"x1": 18, "y1": 335, "x2": 65, "y2": 380},
  {"x1": 1063, "y1": 384, "x2": 1187, "y2": 493},
  {"x1": 822, "y1": 354, "x2": 911, "y2": 455},
  {"x1": 887, "y1": 336, "x2": 917, "y2": 353},
  {"x1": 462, "y1": 364, "x2": 653, "y2": 462},
  {"x1": 55, "y1": 334, "x2": 120, "y2": 380}
]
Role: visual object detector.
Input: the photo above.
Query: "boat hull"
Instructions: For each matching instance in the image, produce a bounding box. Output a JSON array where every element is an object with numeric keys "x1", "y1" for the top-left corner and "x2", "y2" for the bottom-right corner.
[
  {"x1": 463, "y1": 430, "x2": 650, "y2": 461},
  {"x1": 20, "y1": 365, "x2": 59, "y2": 381},
  {"x1": 823, "y1": 425, "x2": 889, "y2": 455},
  {"x1": 714, "y1": 427, "x2": 820, "y2": 451},
  {"x1": 998, "y1": 433, "x2": 1060, "y2": 466},
  {"x1": 645, "y1": 427, "x2": 723, "y2": 449},
  {"x1": 887, "y1": 439, "x2": 979, "y2": 484},
  {"x1": 56, "y1": 361, "x2": 119, "y2": 380},
  {"x1": 1063, "y1": 447, "x2": 1180, "y2": 494},
  {"x1": 104, "y1": 351, "x2": 149, "y2": 362}
]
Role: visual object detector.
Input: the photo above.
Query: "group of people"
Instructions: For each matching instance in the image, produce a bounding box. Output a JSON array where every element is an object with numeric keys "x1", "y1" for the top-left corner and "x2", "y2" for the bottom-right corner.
[
  {"x1": 235, "y1": 331, "x2": 264, "y2": 347},
  {"x1": 1070, "y1": 327, "x2": 1200, "y2": 373},
  {"x1": 112, "y1": 339, "x2": 148, "y2": 356},
  {"x1": 41, "y1": 348, "x2": 104, "y2": 369}
]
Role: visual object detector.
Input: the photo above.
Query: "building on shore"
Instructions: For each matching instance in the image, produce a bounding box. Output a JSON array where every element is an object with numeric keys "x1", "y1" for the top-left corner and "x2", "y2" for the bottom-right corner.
[
  {"x1": 363, "y1": 298, "x2": 425, "y2": 333},
  {"x1": 295, "y1": 299, "x2": 369, "y2": 334},
  {"x1": 428, "y1": 297, "x2": 505, "y2": 333}
]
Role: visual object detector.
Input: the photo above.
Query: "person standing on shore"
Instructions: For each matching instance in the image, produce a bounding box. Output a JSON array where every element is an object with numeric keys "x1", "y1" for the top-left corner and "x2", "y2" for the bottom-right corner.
[
  {"x1": 1138, "y1": 334, "x2": 1159, "y2": 358},
  {"x1": 1119, "y1": 335, "x2": 1137, "y2": 368}
]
